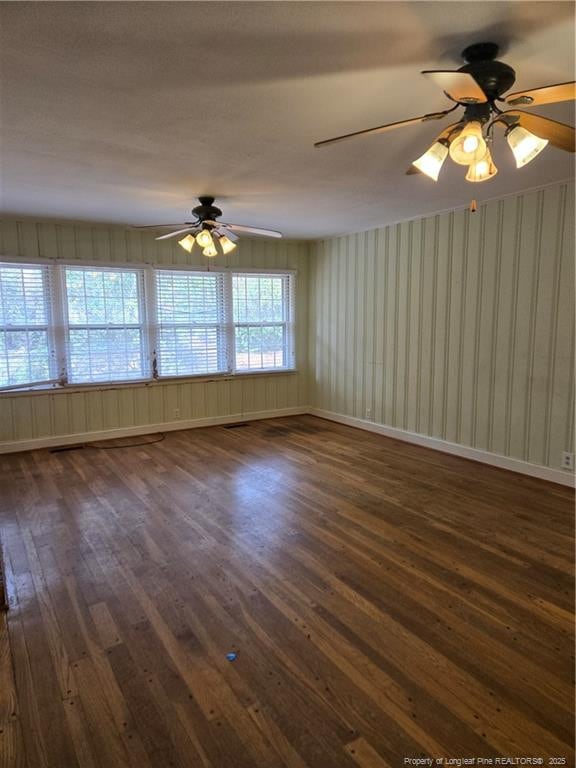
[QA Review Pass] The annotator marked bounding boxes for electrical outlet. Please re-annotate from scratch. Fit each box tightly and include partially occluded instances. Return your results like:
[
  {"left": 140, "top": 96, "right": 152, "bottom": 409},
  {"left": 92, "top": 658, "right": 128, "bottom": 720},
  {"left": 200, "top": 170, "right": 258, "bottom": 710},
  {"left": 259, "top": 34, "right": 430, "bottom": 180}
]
[
  {"left": 365, "top": 408, "right": 372, "bottom": 419},
  {"left": 561, "top": 452, "right": 574, "bottom": 471},
  {"left": 173, "top": 408, "right": 180, "bottom": 419}
]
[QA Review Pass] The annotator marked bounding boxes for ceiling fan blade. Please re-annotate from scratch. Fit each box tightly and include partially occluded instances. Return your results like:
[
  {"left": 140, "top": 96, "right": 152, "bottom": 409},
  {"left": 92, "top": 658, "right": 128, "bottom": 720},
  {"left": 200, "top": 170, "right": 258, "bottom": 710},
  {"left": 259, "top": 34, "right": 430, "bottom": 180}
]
[
  {"left": 207, "top": 221, "right": 283, "bottom": 238},
  {"left": 314, "top": 110, "right": 451, "bottom": 148},
  {"left": 132, "top": 223, "right": 192, "bottom": 229},
  {"left": 505, "top": 81, "right": 576, "bottom": 107},
  {"left": 406, "top": 122, "right": 462, "bottom": 175},
  {"left": 155, "top": 227, "right": 196, "bottom": 241},
  {"left": 421, "top": 70, "right": 487, "bottom": 104},
  {"left": 506, "top": 110, "right": 575, "bottom": 152},
  {"left": 216, "top": 227, "right": 240, "bottom": 242}
]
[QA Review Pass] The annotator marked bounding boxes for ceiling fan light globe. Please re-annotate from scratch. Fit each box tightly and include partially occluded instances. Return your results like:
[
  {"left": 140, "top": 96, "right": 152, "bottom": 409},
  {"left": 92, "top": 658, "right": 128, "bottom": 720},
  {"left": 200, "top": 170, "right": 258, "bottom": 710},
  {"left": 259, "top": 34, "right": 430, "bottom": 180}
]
[
  {"left": 506, "top": 125, "right": 549, "bottom": 168},
  {"left": 412, "top": 140, "right": 449, "bottom": 181},
  {"left": 196, "top": 229, "right": 214, "bottom": 248},
  {"left": 449, "top": 121, "right": 487, "bottom": 165},
  {"left": 219, "top": 235, "right": 237, "bottom": 255},
  {"left": 177, "top": 234, "right": 195, "bottom": 253},
  {"left": 203, "top": 244, "right": 218, "bottom": 258},
  {"left": 465, "top": 147, "right": 498, "bottom": 182}
]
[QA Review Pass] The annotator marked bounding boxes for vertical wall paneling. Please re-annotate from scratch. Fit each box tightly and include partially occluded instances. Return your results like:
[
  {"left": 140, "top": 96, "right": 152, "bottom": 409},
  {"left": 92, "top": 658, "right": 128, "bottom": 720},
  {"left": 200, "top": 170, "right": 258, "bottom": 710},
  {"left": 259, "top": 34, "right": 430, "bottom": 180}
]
[
  {"left": 0, "top": 220, "right": 310, "bottom": 446},
  {"left": 310, "top": 182, "right": 575, "bottom": 473},
  {"left": 2, "top": 182, "right": 573, "bottom": 473}
]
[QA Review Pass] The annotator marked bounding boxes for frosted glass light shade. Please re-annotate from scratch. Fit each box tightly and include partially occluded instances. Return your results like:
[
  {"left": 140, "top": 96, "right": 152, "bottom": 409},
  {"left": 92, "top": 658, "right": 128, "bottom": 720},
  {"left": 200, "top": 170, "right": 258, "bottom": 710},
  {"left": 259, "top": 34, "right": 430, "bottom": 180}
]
[
  {"left": 203, "top": 244, "right": 218, "bottom": 258},
  {"left": 178, "top": 234, "right": 195, "bottom": 252},
  {"left": 196, "top": 229, "right": 214, "bottom": 248},
  {"left": 412, "top": 140, "right": 449, "bottom": 181},
  {"left": 465, "top": 147, "right": 498, "bottom": 182},
  {"left": 506, "top": 124, "right": 548, "bottom": 168},
  {"left": 219, "top": 235, "right": 237, "bottom": 254},
  {"left": 449, "top": 121, "right": 487, "bottom": 165}
]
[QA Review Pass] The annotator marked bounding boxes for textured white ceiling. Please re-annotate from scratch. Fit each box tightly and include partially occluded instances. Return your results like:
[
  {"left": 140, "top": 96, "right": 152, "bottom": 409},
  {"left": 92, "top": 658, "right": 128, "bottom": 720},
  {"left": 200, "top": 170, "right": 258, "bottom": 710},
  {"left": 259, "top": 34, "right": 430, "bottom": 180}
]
[{"left": 1, "top": 1, "right": 574, "bottom": 238}]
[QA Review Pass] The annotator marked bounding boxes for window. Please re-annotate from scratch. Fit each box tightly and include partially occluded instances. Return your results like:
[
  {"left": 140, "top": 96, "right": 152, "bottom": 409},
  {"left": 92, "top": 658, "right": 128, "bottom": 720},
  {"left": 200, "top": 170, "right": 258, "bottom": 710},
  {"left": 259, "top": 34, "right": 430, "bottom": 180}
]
[
  {"left": 63, "top": 266, "right": 148, "bottom": 384},
  {"left": 155, "top": 270, "right": 226, "bottom": 377},
  {"left": 0, "top": 263, "right": 56, "bottom": 389},
  {"left": 0, "top": 262, "right": 295, "bottom": 390},
  {"left": 232, "top": 273, "right": 293, "bottom": 371}
]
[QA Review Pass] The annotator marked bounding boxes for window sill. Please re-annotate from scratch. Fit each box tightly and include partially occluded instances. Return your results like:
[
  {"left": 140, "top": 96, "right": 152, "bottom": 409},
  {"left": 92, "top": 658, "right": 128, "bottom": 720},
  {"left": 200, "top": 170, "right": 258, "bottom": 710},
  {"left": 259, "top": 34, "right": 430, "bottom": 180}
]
[{"left": 0, "top": 369, "right": 299, "bottom": 397}]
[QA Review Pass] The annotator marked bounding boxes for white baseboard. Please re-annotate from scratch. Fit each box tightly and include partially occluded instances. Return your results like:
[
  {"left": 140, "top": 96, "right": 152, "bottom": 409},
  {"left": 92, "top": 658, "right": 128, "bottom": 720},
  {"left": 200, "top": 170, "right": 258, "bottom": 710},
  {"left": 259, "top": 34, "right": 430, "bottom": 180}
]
[
  {"left": 2, "top": 405, "right": 573, "bottom": 488},
  {"left": 0, "top": 406, "right": 308, "bottom": 454},
  {"left": 309, "top": 408, "right": 575, "bottom": 488}
]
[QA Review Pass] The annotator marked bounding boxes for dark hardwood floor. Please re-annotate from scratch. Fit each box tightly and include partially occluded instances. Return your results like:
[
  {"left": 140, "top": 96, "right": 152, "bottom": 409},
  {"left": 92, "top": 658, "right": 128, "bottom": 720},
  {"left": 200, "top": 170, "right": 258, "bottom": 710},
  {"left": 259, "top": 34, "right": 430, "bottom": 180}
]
[{"left": 0, "top": 415, "right": 574, "bottom": 767}]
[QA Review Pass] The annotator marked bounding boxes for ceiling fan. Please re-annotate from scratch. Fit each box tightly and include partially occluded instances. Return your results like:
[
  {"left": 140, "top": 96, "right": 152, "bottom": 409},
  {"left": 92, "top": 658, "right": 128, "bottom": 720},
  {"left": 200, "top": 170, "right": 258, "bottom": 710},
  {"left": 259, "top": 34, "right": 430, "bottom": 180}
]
[
  {"left": 135, "top": 197, "right": 282, "bottom": 256},
  {"left": 315, "top": 42, "right": 575, "bottom": 183}
]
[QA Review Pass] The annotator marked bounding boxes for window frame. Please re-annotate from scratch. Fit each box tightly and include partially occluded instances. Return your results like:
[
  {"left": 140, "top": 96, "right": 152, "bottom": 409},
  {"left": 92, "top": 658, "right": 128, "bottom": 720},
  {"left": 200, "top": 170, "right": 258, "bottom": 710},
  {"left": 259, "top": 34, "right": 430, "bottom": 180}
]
[
  {"left": 154, "top": 268, "right": 228, "bottom": 379},
  {"left": 60, "top": 263, "right": 152, "bottom": 386},
  {"left": 0, "top": 257, "right": 297, "bottom": 393},
  {"left": 0, "top": 261, "right": 59, "bottom": 391},
  {"left": 231, "top": 272, "right": 295, "bottom": 373}
]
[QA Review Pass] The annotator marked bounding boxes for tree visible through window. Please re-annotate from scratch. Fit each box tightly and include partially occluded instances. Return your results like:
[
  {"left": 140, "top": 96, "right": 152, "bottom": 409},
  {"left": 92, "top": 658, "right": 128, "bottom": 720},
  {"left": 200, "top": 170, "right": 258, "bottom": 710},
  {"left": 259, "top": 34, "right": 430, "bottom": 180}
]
[
  {"left": 0, "top": 264, "right": 55, "bottom": 388},
  {"left": 233, "top": 274, "right": 291, "bottom": 371},
  {"left": 64, "top": 267, "right": 147, "bottom": 384},
  {"left": 0, "top": 263, "right": 295, "bottom": 390}
]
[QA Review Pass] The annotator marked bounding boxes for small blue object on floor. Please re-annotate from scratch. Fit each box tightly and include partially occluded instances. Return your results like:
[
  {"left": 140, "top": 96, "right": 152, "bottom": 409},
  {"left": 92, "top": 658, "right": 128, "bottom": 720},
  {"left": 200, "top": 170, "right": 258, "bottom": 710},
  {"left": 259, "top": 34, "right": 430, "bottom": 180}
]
[{"left": 226, "top": 652, "right": 237, "bottom": 662}]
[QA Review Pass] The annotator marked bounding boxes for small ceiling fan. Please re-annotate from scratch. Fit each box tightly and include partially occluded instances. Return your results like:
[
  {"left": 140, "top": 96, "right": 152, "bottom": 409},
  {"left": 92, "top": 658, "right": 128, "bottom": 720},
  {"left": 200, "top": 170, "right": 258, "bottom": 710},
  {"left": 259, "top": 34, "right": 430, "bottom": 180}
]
[
  {"left": 315, "top": 42, "right": 575, "bottom": 183},
  {"left": 134, "top": 197, "right": 282, "bottom": 256}
]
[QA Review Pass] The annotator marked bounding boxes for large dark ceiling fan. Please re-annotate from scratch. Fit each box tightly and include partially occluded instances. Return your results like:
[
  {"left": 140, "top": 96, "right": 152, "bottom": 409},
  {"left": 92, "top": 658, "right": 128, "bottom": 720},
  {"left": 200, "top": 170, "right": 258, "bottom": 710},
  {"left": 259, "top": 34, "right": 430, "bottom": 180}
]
[
  {"left": 315, "top": 43, "right": 575, "bottom": 183},
  {"left": 135, "top": 197, "right": 282, "bottom": 256}
]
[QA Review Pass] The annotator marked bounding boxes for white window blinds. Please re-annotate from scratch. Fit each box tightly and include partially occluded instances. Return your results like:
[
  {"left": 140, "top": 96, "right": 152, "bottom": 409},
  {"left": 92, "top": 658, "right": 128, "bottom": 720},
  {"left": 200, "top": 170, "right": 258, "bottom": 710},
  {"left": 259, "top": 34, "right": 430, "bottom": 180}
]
[
  {"left": 155, "top": 270, "right": 227, "bottom": 377},
  {"left": 0, "top": 263, "right": 57, "bottom": 390},
  {"left": 232, "top": 273, "right": 294, "bottom": 371},
  {"left": 63, "top": 266, "right": 149, "bottom": 384},
  {"left": 0, "top": 263, "right": 295, "bottom": 390}
]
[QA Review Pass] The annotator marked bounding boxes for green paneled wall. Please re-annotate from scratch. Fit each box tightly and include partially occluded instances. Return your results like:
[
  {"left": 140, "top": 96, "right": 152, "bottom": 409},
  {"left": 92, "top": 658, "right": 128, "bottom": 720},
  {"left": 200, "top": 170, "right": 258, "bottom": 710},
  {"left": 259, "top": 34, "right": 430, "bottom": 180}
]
[
  {"left": 2, "top": 180, "right": 574, "bottom": 476},
  {"left": 0, "top": 220, "right": 310, "bottom": 444},
  {"left": 309, "top": 182, "right": 575, "bottom": 472}
]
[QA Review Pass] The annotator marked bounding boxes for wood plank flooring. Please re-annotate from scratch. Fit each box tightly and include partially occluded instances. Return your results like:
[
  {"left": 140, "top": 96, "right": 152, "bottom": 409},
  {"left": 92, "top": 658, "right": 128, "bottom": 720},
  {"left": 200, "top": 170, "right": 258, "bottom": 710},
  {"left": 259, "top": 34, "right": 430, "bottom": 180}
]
[{"left": 0, "top": 415, "right": 574, "bottom": 767}]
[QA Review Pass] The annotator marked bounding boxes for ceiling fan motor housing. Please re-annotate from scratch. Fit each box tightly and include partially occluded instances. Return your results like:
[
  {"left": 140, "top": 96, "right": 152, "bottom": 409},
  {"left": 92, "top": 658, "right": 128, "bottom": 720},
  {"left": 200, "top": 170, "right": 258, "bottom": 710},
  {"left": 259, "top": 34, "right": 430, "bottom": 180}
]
[
  {"left": 192, "top": 196, "right": 223, "bottom": 228},
  {"left": 459, "top": 43, "right": 516, "bottom": 100}
]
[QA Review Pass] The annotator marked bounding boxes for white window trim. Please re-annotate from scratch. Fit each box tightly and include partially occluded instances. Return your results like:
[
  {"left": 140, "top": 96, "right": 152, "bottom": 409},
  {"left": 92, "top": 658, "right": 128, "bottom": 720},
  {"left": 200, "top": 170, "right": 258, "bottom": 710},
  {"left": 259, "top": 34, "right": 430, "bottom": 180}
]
[
  {"left": 231, "top": 271, "right": 295, "bottom": 373},
  {"left": 154, "top": 269, "right": 228, "bottom": 379},
  {"left": 0, "top": 254, "right": 296, "bottom": 276},
  {"left": 59, "top": 263, "right": 151, "bottom": 386},
  {"left": 0, "top": 258, "right": 297, "bottom": 393},
  {"left": 0, "top": 261, "right": 60, "bottom": 390}
]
